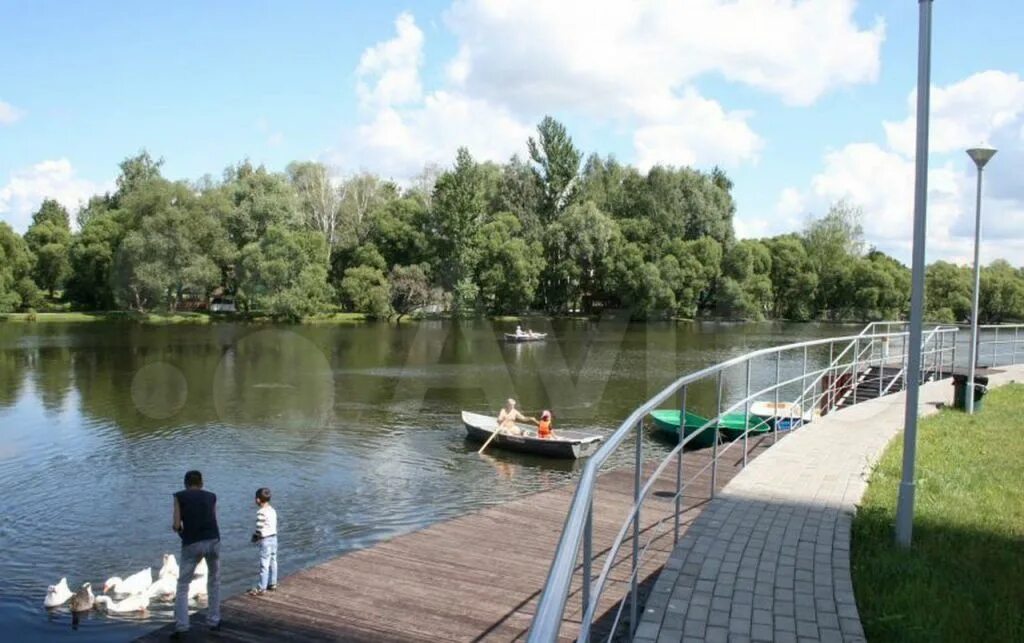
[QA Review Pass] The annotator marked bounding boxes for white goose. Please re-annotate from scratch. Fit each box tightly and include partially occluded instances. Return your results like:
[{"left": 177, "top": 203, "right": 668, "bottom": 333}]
[
  {"left": 94, "top": 593, "right": 150, "bottom": 614},
  {"left": 44, "top": 577, "right": 74, "bottom": 608},
  {"left": 146, "top": 574, "right": 177, "bottom": 600},
  {"left": 193, "top": 558, "right": 208, "bottom": 578},
  {"left": 103, "top": 568, "right": 152, "bottom": 596},
  {"left": 158, "top": 553, "right": 179, "bottom": 579},
  {"left": 188, "top": 576, "right": 208, "bottom": 600}
]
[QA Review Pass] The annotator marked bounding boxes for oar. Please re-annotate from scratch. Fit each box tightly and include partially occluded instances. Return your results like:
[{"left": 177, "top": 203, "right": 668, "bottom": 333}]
[{"left": 478, "top": 425, "right": 504, "bottom": 454}]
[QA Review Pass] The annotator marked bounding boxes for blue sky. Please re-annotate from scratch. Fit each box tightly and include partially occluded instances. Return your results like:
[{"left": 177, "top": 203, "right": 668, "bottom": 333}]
[{"left": 2, "top": 1, "right": 1022, "bottom": 264}]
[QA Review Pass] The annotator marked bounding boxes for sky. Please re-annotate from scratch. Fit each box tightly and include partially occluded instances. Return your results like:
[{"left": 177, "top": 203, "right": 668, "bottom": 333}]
[{"left": 1, "top": 1, "right": 1022, "bottom": 266}]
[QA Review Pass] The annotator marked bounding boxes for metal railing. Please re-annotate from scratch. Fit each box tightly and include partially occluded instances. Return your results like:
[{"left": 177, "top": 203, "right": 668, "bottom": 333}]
[
  {"left": 973, "top": 323, "right": 1024, "bottom": 367},
  {"left": 527, "top": 323, "right": 958, "bottom": 643}
]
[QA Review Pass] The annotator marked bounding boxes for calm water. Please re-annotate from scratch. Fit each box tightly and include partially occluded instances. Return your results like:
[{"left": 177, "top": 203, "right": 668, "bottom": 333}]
[{"left": 0, "top": 319, "right": 853, "bottom": 641}]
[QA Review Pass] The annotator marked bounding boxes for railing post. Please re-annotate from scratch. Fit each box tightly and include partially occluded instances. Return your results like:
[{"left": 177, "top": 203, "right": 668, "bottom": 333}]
[
  {"left": 879, "top": 338, "right": 885, "bottom": 397},
  {"left": 743, "top": 360, "right": 751, "bottom": 467},
  {"left": 774, "top": 351, "right": 781, "bottom": 442},
  {"left": 952, "top": 330, "right": 958, "bottom": 375},
  {"left": 936, "top": 332, "right": 944, "bottom": 379},
  {"left": 712, "top": 371, "right": 722, "bottom": 498},
  {"left": 1015, "top": 327, "right": 1019, "bottom": 365},
  {"left": 631, "top": 417, "right": 641, "bottom": 638},
  {"left": 826, "top": 341, "right": 835, "bottom": 413},
  {"left": 674, "top": 385, "right": 687, "bottom": 545},
  {"left": 852, "top": 337, "right": 860, "bottom": 405},
  {"left": 582, "top": 498, "right": 592, "bottom": 622},
  {"left": 993, "top": 327, "right": 999, "bottom": 366},
  {"left": 801, "top": 346, "right": 808, "bottom": 426}
]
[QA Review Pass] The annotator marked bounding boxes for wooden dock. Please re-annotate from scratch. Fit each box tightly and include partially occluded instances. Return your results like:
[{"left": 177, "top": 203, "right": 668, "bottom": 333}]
[{"left": 138, "top": 434, "right": 778, "bottom": 642}]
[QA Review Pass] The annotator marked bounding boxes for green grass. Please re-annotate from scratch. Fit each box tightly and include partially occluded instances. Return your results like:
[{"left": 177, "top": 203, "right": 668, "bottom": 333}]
[
  {"left": 852, "top": 383, "right": 1024, "bottom": 643},
  {"left": 0, "top": 311, "right": 216, "bottom": 324}
]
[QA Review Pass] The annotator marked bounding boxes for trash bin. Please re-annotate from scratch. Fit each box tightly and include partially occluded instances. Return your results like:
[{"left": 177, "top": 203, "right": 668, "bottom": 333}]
[{"left": 952, "top": 374, "right": 988, "bottom": 411}]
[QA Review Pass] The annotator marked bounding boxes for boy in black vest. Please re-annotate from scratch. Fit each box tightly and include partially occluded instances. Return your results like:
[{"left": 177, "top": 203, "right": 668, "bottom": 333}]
[{"left": 171, "top": 470, "right": 221, "bottom": 637}]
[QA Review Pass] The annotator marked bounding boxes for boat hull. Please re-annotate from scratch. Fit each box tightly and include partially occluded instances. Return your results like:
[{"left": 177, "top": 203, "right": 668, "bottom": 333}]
[
  {"left": 649, "top": 410, "right": 772, "bottom": 447},
  {"left": 461, "top": 412, "right": 602, "bottom": 459},
  {"left": 503, "top": 333, "right": 547, "bottom": 342}
]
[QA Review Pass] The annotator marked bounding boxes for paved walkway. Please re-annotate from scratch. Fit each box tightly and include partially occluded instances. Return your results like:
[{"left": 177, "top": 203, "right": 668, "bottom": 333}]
[{"left": 635, "top": 366, "right": 1023, "bottom": 643}]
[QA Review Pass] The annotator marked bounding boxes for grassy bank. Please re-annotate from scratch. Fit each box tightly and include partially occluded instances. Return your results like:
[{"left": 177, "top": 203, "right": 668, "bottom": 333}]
[
  {"left": 0, "top": 311, "right": 368, "bottom": 324},
  {"left": 851, "top": 383, "right": 1024, "bottom": 643}
]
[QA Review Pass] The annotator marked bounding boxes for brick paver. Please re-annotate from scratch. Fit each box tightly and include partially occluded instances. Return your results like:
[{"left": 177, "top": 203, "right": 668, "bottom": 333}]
[{"left": 635, "top": 366, "right": 1023, "bottom": 643}]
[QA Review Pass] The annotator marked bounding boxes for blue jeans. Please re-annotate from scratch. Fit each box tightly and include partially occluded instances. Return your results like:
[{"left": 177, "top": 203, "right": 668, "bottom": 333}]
[
  {"left": 175, "top": 538, "right": 220, "bottom": 632},
  {"left": 258, "top": 535, "right": 278, "bottom": 590}
]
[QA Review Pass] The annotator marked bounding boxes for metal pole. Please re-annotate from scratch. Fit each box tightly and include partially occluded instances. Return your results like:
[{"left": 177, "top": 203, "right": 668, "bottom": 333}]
[
  {"left": 631, "top": 417, "right": 641, "bottom": 637},
  {"left": 774, "top": 351, "right": 781, "bottom": 442},
  {"left": 967, "top": 161, "right": 984, "bottom": 413},
  {"left": 1015, "top": 327, "right": 1019, "bottom": 364},
  {"left": 895, "top": 0, "right": 933, "bottom": 549},
  {"left": 711, "top": 371, "right": 722, "bottom": 498},
  {"left": 993, "top": 327, "right": 999, "bottom": 367},
  {"left": 743, "top": 360, "right": 751, "bottom": 467},
  {"left": 827, "top": 341, "right": 834, "bottom": 413},
  {"left": 852, "top": 337, "right": 859, "bottom": 406},
  {"left": 674, "top": 385, "right": 687, "bottom": 544},
  {"left": 952, "top": 330, "right": 958, "bottom": 376},
  {"left": 801, "top": 346, "right": 808, "bottom": 426},
  {"left": 582, "top": 499, "right": 592, "bottom": 618}
]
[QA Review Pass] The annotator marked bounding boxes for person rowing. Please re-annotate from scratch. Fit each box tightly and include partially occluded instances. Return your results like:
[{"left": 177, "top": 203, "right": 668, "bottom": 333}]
[{"left": 496, "top": 398, "right": 538, "bottom": 436}]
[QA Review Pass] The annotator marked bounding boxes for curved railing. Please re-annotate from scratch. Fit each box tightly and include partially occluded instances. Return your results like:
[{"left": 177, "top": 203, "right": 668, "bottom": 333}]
[{"left": 527, "top": 323, "right": 958, "bottom": 642}]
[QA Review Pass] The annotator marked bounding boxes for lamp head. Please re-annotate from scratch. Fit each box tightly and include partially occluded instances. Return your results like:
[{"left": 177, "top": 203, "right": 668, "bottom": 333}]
[{"left": 966, "top": 144, "right": 997, "bottom": 169}]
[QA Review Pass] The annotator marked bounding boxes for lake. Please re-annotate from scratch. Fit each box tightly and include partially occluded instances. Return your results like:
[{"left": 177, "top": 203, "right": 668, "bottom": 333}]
[{"left": 0, "top": 318, "right": 855, "bottom": 641}]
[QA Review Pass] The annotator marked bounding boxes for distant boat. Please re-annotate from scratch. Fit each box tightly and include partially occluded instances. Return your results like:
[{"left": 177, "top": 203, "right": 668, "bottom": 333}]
[
  {"left": 462, "top": 411, "right": 602, "bottom": 459},
  {"left": 504, "top": 332, "right": 547, "bottom": 343},
  {"left": 649, "top": 409, "right": 772, "bottom": 447},
  {"left": 750, "top": 401, "right": 814, "bottom": 429}
]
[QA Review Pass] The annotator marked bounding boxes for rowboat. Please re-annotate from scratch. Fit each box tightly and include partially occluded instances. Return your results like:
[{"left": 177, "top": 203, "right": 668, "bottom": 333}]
[
  {"left": 462, "top": 411, "right": 602, "bottom": 459},
  {"left": 504, "top": 332, "right": 547, "bottom": 343},
  {"left": 750, "top": 401, "right": 815, "bottom": 429},
  {"left": 649, "top": 409, "right": 772, "bottom": 448}
]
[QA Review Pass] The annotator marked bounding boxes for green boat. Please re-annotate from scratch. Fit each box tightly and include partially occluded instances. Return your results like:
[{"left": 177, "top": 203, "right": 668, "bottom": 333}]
[{"left": 649, "top": 409, "right": 772, "bottom": 449}]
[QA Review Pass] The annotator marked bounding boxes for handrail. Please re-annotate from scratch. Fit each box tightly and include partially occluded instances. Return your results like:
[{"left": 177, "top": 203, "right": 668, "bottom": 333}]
[{"left": 527, "top": 323, "right": 958, "bottom": 642}]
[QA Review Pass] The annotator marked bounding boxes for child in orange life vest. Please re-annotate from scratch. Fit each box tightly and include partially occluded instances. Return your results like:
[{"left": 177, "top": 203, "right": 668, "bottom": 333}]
[{"left": 537, "top": 410, "right": 555, "bottom": 439}]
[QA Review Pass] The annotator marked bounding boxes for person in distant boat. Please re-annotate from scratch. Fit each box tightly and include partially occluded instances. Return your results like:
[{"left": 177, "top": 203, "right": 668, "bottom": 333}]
[
  {"left": 537, "top": 410, "right": 555, "bottom": 439},
  {"left": 497, "top": 398, "right": 537, "bottom": 435},
  {"left": 515, "top": 325, "right": 526, "bottom": 337}
]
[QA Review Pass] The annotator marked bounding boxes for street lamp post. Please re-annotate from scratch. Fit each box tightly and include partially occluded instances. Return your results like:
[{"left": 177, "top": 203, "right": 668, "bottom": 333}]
[
  {"left": 965, "top": 144, "right": 997, "bottom": 414},
  {"left": 894, "top": 0, "right": 933, "bottom": 549}
]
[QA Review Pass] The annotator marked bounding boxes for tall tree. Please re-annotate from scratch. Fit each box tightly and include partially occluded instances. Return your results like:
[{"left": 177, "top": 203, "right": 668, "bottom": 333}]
[
  {"left": 804, "top": 200, "right": 864, "bottom": 318},
  {"left": 24, "top": 199, "right": 72, "bottom": 297},
  {"left": 288, "top": 161, "right": 342, "bottom": 258},
  {"left": 428, "top": 147, "right": 485, "bottom": 294},
  {"left": 528, "top": 116, "right": 582, "bottom": 224},
  {"left": 0, "top": 223, "right": 39, "bottom": 311},
  {"left": 237, "top": 225, "right": 333, "bottom": 320}
]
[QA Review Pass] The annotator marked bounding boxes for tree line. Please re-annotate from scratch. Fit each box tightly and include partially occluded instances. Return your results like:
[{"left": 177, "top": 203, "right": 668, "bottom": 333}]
[{"left": 1, "top": 117, "right": 1022, "bottom": 323}]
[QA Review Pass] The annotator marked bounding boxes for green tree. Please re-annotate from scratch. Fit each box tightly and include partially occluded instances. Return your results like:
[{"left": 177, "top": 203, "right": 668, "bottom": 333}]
[
  {"left": 926, "top": 261, "right": 972, "bottom": 322},
  {"left": 0, "top": 223, "right": 38, "bottom": 311},
  {"left": 112, "top": 180, "right": 229, "bottom": 311},
  {"left": 24, "top": 199, "right": 72, "bottom": 297},
  {"left": 473, "top": 213, "right": 544, "bottom": 314},
  {"left": 287, "top": 161, "right": 342, "bottom": 258},
  {"left": 528, "top": 116, "right": 582, "bottom": 224},
  {"left": 65, "top": 199, "right": 123, "bottom": 309},
  {"left": 544, "top": 202, "right": 620, "bottom": 313},
  {"left": 766, "top": 234, "right": 818, "bottom": 320},
  {"left": 388, "top": 264, "right": 432, "bottom": 322},
  {"left": 804, "top": 200, "right": 864, "bottom": 318},
  {"left": 340, "top": 265, "right": 391, "bottom": 319},
  {"left": 114, "top": 150, "right": 164, "bottom": 202},
  {"left": 237, "top": 225, "right": 333, "bottom": 321},
  {"left": 979, "top": 259, "right": 1024, "bottom": 322},
  {"left": 223, "top": 162, "right": 300, "bottom": 249},
  {"left": 429, "top": 147, "right": 485, "bottom": 294}
]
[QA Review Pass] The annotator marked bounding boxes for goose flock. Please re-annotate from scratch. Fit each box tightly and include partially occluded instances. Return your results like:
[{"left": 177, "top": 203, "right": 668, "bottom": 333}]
[{"left": 44, "top": 554, "right": 210, "bottom": 615}]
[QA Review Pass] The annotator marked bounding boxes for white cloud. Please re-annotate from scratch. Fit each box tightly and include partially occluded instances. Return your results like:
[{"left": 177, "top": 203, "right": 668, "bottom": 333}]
[
  {"left": 770, "top": 71, "right": 1024, "bottom": 265},
  {"left": 632, "top": 89, "right": 762, "bottom": 170},
  {"left": 342, "top": 2, "right": 883, "bottom": 178},
  {"left": 440, "top": 0, "right": 882, "bottom": 169},
  {"left": 0, "top": 159, "right": 107, "bottom": 232},
  {"left": 884, "top": 71, "right": 1024, "bottom": 156},
  {"left": 0, "top": 99, "right": 25, "bottom": 125},
  {"left": 445, "top": 0, "right": 883, "bottom": 109},
  {"left": 339, "top": 13, "right": 531, "bottom": 179},
  {"left": 356, "top": 12, "right": 424, "bottom": 109}
]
